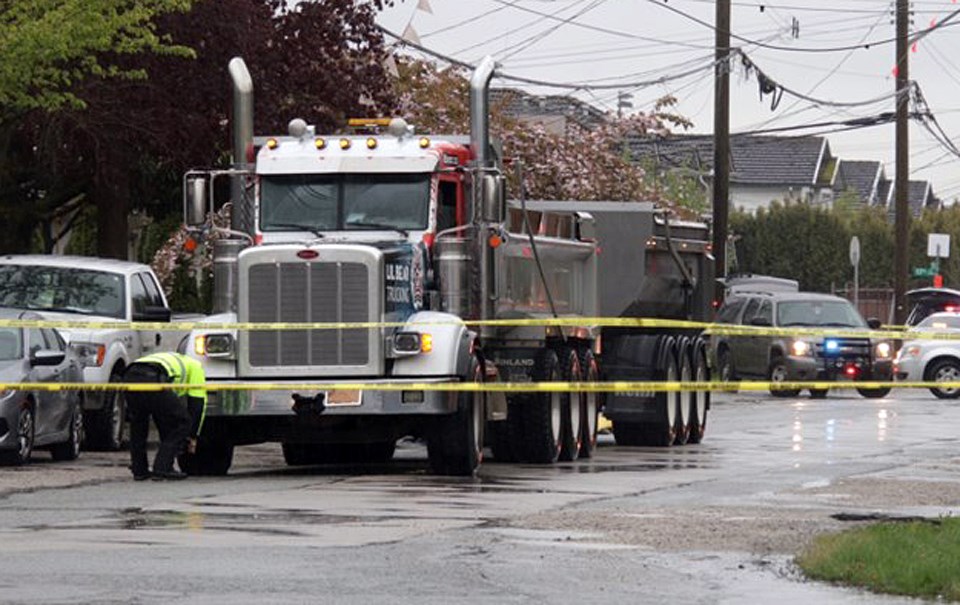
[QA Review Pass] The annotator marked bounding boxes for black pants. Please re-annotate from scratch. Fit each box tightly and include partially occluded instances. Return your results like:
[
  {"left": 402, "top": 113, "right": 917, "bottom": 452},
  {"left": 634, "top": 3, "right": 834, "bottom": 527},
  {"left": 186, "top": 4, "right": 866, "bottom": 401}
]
[{"left": 125, "top": 363, "right": 190, "bottom": 476}]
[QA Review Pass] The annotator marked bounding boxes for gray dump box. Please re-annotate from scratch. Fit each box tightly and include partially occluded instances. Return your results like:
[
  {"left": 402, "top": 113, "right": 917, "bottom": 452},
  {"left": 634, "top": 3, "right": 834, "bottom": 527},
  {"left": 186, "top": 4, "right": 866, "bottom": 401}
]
[{"left": 511, "top": 201, "right": 714, "bottom": 442}]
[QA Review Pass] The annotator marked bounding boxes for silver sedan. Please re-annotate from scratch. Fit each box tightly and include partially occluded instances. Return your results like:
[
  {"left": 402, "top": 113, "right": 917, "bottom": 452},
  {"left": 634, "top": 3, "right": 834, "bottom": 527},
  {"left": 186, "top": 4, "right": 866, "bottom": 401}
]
[
  {"left": 0, "top": 308, "right": 85, "bottom": 465},
  {"left": 894, "top": 311, "right": 960, "bottom": 398}
]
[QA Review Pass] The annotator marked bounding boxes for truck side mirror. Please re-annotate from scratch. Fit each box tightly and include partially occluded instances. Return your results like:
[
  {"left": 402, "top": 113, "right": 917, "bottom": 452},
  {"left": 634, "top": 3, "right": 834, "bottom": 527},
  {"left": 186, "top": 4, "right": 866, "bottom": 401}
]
[
  {"left": 866, "top": 317, "right": 882, "bottom": 329},
  {"left": 184, "top": 175, "right": 209, "bottom": 226},
  {"left": 481, "top": 174, "right": 505, "bottom": 223}
]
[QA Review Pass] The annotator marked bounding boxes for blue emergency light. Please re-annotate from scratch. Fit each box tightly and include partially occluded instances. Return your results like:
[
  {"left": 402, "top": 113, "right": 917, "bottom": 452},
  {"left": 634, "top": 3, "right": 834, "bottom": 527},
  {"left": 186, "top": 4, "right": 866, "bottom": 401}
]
[{"left": 824, "top": 339, "right": 840, "bottom": 353}]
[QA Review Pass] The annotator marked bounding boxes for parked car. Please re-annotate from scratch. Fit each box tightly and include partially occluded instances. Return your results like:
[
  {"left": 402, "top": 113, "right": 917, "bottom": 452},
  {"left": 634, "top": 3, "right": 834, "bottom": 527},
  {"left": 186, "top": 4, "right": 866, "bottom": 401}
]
[
  {"left": 905, "top": 287, "right": 960, "bottom": 327},
  {"left": 710, "top": 290, "right": 894, "bottom": 398},
  {"left": 894, "top": 311, "right": 960, "bottom": 398},
  {"left": 0, "top": 255, "right": 181, "bottom": 450},
  {"left": 0, "top": 308, "right": 85, "bottom": 465}
]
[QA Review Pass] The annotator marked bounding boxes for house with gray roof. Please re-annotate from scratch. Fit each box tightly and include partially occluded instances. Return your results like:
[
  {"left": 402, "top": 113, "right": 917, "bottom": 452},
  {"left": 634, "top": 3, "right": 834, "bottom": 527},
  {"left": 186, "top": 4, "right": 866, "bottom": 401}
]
[
  {"left": 833, "top": 160, "right": 884, "bottom": 207},
  {"left": 878, "top": 178, "right": 941, "bottom": 217},
  {"left": 626, "top": 134, "right": 838, "bottom": 213}
]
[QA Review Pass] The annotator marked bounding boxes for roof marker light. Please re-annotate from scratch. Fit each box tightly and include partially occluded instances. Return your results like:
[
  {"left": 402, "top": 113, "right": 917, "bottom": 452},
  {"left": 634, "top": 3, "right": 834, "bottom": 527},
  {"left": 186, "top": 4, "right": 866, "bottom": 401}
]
[
  {"left": 315, "top": 138, "right": 326, "bottom": 150},
  {"left": 366, "top": 137, "right": 377, "bottom": 150},
  {"left": 265, "top": 138, "right": 278, "bottom": 150},
  {"left": 419, "top": 137, "right": 430, "bottom": 148},
  {"left": 340, "top": 138, "right": 351, "bottom": 150}
]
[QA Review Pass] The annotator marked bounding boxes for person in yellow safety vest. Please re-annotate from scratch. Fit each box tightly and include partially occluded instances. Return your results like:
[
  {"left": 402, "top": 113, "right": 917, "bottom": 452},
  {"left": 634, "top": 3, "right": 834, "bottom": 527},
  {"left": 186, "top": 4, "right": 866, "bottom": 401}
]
[{"left": 123, "top": 352, "right": 207, "bottom": 481}]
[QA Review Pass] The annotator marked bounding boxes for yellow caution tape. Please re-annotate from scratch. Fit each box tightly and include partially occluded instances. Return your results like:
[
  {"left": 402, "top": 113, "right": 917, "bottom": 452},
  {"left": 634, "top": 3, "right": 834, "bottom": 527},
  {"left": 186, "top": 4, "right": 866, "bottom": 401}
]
[
  {"left": 0, "top": 316, "right": 950, "bottom": 341},
  {"left": 0, "top": 380, "right": 954, "bottom": 393}
]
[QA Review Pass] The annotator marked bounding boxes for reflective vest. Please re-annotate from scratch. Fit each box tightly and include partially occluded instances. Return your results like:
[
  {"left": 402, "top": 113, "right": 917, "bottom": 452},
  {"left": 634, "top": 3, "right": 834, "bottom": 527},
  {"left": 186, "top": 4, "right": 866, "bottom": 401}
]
[{"left": 136, "top": 352, "right": 208, "bottom": 404}]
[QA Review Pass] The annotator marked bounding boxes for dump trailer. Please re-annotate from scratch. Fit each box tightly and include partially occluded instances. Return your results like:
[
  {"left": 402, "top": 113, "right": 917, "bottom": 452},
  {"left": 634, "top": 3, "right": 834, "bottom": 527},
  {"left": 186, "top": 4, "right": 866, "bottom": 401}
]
[{"left": 178, "top": 55, "right": 712, "bottom": 476}]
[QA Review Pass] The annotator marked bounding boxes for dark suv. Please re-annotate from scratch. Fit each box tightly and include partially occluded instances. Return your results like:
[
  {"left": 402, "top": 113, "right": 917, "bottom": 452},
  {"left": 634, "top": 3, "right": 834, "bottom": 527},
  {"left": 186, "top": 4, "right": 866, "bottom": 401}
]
[{"left": 711, "top": 290, "right": 894, "bottom": 398}]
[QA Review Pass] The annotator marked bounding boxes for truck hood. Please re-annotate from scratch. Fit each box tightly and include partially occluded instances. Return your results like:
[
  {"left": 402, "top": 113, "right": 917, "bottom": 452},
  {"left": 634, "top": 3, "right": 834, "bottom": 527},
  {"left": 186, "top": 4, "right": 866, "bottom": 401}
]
[{"left": 32, "top": 311, "right": 124, "bottom": 344}]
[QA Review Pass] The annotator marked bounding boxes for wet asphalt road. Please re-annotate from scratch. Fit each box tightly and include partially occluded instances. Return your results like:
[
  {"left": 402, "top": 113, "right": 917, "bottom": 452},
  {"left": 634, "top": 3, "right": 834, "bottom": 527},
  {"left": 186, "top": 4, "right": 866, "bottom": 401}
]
[{"left": 0, "top": 388, "right": 957, "bottom": 604}]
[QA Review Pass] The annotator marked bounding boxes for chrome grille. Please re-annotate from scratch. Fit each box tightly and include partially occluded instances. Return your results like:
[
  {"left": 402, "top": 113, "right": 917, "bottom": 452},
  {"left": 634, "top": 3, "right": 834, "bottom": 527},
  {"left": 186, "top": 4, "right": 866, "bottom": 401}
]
[{"left": 247, "top": 261, "right": 370, "bottom": 367}]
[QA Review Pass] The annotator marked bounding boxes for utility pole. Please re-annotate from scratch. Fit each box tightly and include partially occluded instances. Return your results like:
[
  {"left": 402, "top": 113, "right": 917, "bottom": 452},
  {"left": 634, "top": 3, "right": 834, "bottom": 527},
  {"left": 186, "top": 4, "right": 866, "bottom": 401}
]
[
  {"left": 713, "top": 0, "right": 731, "bottom": 302},
  {"left": 893, "top": 0, "right": 910, "bottom": 324}
]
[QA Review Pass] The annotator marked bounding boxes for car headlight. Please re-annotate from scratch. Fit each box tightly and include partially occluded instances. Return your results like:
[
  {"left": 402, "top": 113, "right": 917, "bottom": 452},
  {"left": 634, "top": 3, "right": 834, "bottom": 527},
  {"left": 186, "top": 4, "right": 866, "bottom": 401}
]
[
  {"left": 72, "top": 342, "right": 105, "bottom": 367},
  {"left": 790, "top": 339, "right": 812, "bottom": 356},
  {"left": 875, "top": 341, "right": 893, "bottom": 359}
]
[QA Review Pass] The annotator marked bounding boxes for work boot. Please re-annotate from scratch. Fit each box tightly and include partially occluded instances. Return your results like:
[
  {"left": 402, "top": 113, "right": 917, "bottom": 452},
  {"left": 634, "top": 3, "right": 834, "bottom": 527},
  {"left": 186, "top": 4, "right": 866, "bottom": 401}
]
[{"left": 151, "top": 469, "right": 187, "bottom": 481}]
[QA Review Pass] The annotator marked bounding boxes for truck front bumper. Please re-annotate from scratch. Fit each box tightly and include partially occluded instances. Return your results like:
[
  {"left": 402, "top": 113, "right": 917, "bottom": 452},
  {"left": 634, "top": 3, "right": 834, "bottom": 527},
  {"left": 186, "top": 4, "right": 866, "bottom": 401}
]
[{"left": 205, "top": 377, "right": 460, "bottom": 417}]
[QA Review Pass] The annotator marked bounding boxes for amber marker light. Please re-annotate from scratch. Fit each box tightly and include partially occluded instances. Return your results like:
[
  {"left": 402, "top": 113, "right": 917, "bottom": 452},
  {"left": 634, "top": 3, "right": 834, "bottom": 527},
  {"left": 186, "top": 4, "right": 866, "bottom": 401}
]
[
  {"left": 488, "top": 234, "right": 503, "bottom": 248},
  {"left": 419, "top": 137, "right": 430, "bottom": 148},
  {"left": 194, "top": 335, "right": 206, "bottom": 356},
  {"left": 421, "top": 333, "right": 433, "bottom": 353},
  {"left": 183, "top": 237, "right": 198, "bottom": 253},
  {"left": 315, "top": 138, "right": 326, "bottom": 149},
  {"left": 340, "top": 138, "right": 351, "bottom": 150},
  {"left": 366, "top": 138, "right": 378, "bottom": 149},
  {"left": 265, "top": 138, "right": 278, "bottom": 150}
]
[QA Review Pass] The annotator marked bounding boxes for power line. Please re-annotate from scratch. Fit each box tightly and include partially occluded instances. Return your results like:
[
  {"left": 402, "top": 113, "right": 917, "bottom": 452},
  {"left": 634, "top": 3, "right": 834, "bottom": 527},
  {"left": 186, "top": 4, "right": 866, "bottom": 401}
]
[{"left": 648, "top": 0, "right": 960, "bottom": 53}]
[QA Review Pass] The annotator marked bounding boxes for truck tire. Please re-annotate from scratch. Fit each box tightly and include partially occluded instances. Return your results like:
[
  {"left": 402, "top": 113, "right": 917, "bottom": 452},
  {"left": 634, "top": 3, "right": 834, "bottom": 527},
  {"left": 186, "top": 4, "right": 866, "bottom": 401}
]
[
  {"left": 427, "top": 354, "right": 484, "bottom": 476},
  {"left": 687, "top": 339, "right": 709, "bottom": 445},
  {"left": 178, "top": 439, "right": 234, "bottom": 476},
  {"left": 856, "top": 387, "right": 892, "bottom": 399},
  {"left": 282, "top": 442, "right": 318, "bottom": 466},
  {"left": 645, "top": 337, "right": 680, "bottom": 447},
  {"left": 577, "top": 349, "right": 601, "bottom": 458},
  {"left": 521, "top": 349, "right": 563, "bottom": 464},
  {"left": 85, "top": 367, "right": 126, "bottom": 451},
  {"left": 558, "top": 348, "right": 583, "bottom": 462},
  {"left": 809, "top": 389, "right": 829, "bottom": 399},
  {"left": 489, "top": 396, "right": 525, "bottom": 462},
  {"left": 768, "top": 356, "right": 800, "bottom": 397},
  {"left": 673, "top": 338, "right": 693, "bottom": 446}
]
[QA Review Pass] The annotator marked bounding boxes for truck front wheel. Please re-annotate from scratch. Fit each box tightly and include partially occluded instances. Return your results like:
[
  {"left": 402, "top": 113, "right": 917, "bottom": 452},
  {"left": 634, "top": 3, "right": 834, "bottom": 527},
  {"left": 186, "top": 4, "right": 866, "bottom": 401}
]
[
  {"left": 427, "top": 355, "right": 484, "bottom": 476},
  {"left": 178, "top": 439, "right": 234, "bottom": 476}
]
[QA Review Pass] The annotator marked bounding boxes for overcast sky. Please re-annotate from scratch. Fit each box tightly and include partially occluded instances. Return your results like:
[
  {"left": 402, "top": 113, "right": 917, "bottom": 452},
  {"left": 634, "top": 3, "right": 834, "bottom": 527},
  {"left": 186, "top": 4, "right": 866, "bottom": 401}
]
[{"left": 377, "top": 0, "right": 960, "bottom": 201}]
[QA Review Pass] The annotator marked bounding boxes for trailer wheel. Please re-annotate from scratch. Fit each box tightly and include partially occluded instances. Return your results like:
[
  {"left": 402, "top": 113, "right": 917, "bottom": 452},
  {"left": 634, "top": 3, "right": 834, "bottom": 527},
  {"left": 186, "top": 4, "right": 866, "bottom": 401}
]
[
  {"left": 522, "top": 349, "right": 563, "bottom": 464},
  {"left": 673, "top": 338, "right": 692, "bottom": 446},
  {"left": 688, "top": 339, "right": 709, "bottom": 444},
  {"left": 577, "top": 349, "right": 601, "bottom": 458},
  {"left": 645, "top": 337, "right": 679, "bottom": 447},
  {"left": 427, "top": 354, "right": 484, "bottom": 476},
  {"left": 612, "top": 421, "right": 645, "bottom": 446},
  {"left": 558, "top": 348, "right": 583, "bottom": 462}
]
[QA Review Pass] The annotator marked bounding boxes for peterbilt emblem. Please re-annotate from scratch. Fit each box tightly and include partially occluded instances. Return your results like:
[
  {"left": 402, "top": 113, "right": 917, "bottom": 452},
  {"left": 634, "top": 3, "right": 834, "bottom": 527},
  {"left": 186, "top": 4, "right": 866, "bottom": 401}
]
[{"left": 297, "top": 250, "right": 319, "bottom": 260}]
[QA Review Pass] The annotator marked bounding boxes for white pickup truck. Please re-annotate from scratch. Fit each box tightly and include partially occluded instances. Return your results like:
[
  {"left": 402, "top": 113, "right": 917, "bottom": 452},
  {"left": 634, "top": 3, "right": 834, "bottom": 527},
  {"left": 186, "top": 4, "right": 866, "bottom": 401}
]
[{"left": 0, "top": 255, "right": 185, "bottom": 450}]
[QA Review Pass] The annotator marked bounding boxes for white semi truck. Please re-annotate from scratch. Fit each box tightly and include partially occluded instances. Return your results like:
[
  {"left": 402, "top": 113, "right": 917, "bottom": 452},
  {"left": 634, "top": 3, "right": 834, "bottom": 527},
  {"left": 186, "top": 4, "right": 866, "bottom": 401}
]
[{"left": 178, "top": 56, "right": 713, "bottom": 476}]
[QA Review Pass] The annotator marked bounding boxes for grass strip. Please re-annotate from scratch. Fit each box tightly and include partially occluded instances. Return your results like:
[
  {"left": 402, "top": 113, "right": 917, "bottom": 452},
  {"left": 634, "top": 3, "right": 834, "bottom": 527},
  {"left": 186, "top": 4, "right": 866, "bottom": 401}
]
[{"left": 797, "top": 517, "right": 960, "bottom": 600}]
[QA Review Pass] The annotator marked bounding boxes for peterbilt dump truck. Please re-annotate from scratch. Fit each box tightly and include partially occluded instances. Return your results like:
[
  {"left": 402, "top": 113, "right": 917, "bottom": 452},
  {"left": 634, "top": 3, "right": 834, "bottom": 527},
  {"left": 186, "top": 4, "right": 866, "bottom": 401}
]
[{"left": 178, "top": 56, "right": 712, "bottom": 476}]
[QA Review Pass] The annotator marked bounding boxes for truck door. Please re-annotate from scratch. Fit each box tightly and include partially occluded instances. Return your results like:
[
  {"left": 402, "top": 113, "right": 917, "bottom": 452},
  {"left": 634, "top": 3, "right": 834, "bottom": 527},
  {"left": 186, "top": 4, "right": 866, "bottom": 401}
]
[{"left": 131, "top": 273, "right": 164, "bottom": 355}]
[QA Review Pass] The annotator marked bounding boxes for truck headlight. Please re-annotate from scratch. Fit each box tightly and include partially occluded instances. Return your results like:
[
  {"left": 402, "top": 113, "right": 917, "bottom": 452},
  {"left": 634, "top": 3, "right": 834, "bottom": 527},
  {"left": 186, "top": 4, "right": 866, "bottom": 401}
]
[
  {"left": 875, "top": 341, "right": 893, "bottom": 360},
  {"left": 194, "top": 334, "right": 235, "bottom": 358},
  {"left": 790, "top": 340, "right": 812, "bottom": 356},
  {"left": 392, "top": 332, "right": 431, "bottom": 356},
  {"left": 72, "top": 342, "right": 105, "bottom": 367}
]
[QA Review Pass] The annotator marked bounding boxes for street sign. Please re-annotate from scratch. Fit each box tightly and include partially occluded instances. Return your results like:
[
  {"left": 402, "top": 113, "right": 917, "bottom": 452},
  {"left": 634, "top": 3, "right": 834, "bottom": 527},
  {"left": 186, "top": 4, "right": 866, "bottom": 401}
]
[
  {"left": 849, "top": 236, "right": 860, "bottom": 266},
  {"left": 913, "top": 267, "right": 936, "bottom": 278},
  {"left": 928, "top": 233, "right": 950, "bottom": 258}
]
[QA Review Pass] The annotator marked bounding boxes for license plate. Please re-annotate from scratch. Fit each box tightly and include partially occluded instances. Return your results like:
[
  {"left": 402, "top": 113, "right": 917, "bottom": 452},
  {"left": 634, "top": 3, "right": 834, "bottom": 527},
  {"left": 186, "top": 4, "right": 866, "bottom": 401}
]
[{"left": 325, "top": 389, "right": 362, "bottom": 407}]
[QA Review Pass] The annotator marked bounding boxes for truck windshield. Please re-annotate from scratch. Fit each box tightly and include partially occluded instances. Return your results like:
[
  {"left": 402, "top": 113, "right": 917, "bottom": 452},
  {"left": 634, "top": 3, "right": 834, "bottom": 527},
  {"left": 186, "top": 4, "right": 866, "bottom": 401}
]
[
  {"left": 260, "top": 173, "right": 430, "bottom": 233},
  {"left": 0, "top": 265, "right": 126, "bottom": 319},
  {"left": 777, "top": 300, "right": 866, "bottom": 328}
]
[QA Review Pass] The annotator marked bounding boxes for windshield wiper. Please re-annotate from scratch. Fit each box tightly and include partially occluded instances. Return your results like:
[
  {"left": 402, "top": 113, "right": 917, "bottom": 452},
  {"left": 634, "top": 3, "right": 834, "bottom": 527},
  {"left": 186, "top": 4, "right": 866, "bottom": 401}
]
[
  {"left": 265, "top": 223, "right": 326, "bottom": 238},
  {"left": 345, "top": 221, "right": 408, "bottom": 237}
]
